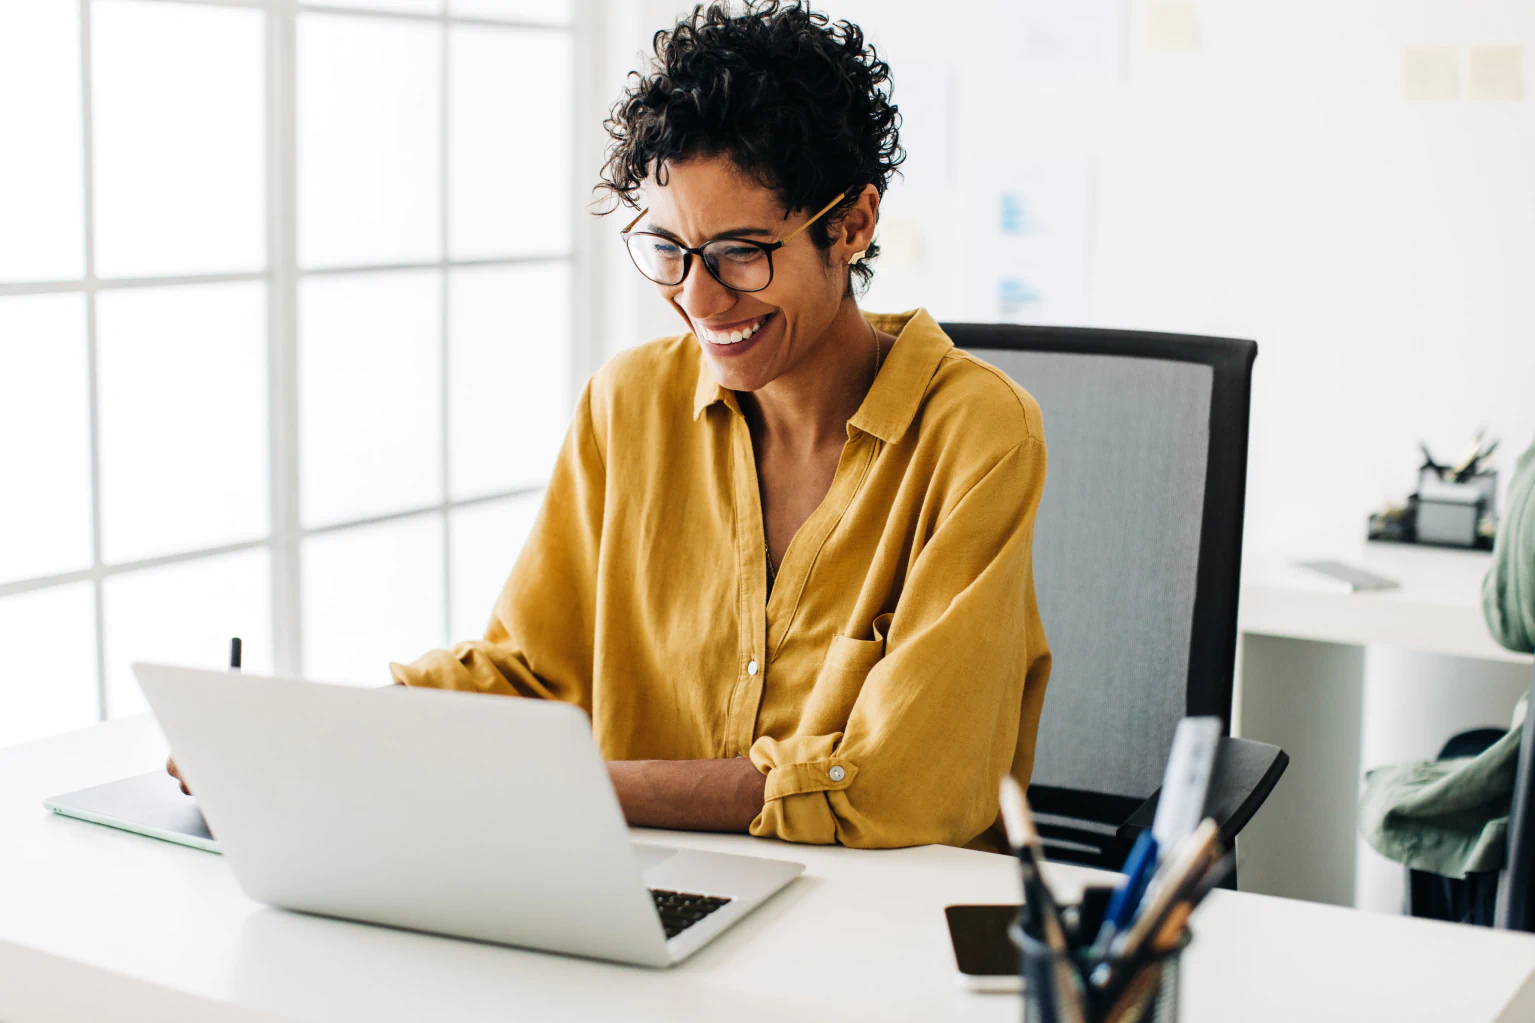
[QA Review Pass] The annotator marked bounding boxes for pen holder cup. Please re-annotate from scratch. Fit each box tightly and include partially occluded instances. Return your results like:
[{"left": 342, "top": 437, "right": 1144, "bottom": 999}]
[{"left": 1011, "top": 922, "right": 1188, "bottom": 1023}]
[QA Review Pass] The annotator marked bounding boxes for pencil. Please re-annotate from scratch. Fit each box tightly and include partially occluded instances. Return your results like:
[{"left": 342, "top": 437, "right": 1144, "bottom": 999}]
[{"left": 999, "top": 775, "right": 1086, "bottom": 1023}]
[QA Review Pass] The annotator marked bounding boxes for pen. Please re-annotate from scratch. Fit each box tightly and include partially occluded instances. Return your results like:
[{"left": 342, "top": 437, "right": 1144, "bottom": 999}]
[
  {"left": 1115, "top": 820, "right": 1220, "bottom": 959},
  {"left": 1450, "top": 429, "right": 1487, "bottom": 481},
  {"left": 1457, "top": 438, "right": 1499, "bottom": 482},
  {"left": 1089, "top": 831, "right": 1158, "bottom": 954},
  {"left": 1147, "top": 852, "right": 1234, "bottom": 955},
  {"left": 1152, "top": 717, "right": 1221, "bottom": 856},
  {"left": 1102, "top": 962, "right": 1163, "bottom": 1023},
  {"left": 1092, "top": 819, "right": 1221, "bottom": 1000},
  {"left": 229, "top": 636, "right": 242, "bottom": 673},
  {"left": 999, "top": 776, "right": 1086, "bottom": 1023}
]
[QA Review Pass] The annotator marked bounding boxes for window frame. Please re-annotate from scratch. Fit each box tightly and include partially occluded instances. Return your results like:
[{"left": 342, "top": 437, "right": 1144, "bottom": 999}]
[{"left": 0, "top": 0, "right": 592, "bottom": 720}]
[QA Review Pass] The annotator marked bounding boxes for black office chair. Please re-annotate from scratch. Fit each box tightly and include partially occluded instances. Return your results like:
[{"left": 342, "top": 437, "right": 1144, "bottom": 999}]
[
  {"left": 943, "top": 323, "right": 1288, "bottom": 884},
  {"left": 1496, "top": 664, "right": 1535, "bottom": 932}
]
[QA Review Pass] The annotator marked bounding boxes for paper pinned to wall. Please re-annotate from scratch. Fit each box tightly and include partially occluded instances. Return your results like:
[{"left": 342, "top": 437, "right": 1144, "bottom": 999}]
[
  {"left": 998, "top": 0, "right": 1125, "bottom": 88},
  {"left": 960, "top": 155, "right": 1096, "bottom": 326},
  {"left": 1145, "top": 2, "right": 1202, "bottom": 54},
  {"left": 1467, "top": 46, "right": 1524, "bottom": 102},
  {"left": 1402, "top": 46, "right": 1460, "bottom": 102}
]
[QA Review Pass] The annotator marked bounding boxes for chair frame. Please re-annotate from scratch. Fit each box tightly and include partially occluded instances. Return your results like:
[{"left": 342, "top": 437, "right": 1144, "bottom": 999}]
[{"left": 941, "top": 322, "right": 1268, "bottom": 872}]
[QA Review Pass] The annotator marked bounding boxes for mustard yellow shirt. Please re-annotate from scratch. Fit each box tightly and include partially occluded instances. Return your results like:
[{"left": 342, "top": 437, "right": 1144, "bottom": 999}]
[{"left": 392, "top": 308, "right": 1051, "bottom": 849}]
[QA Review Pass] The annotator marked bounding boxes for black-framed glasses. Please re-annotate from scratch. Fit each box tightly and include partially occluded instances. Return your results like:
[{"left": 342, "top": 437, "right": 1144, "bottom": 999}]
[{"left": 619, "top": 191, "right": 847, "bottom": 293}]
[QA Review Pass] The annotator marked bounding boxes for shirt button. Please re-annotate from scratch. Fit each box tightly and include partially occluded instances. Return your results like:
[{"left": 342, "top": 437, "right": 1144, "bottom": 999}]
[
  {"left": 747, "top": 659, "right": 759, "bottom": 676},
  {"left": 829, "top": 766, "right": 846, "bottom": 782}
]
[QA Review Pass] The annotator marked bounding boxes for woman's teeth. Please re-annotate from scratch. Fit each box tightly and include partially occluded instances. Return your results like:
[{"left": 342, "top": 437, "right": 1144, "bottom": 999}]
[{"left": 699, "top": 315, "right": 769, "bottom": 344}]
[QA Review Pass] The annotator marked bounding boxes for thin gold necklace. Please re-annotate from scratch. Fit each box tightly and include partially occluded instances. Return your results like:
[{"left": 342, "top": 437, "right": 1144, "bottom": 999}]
[{"left": 766, "top": 327, "right": 881, "bottom": 585}]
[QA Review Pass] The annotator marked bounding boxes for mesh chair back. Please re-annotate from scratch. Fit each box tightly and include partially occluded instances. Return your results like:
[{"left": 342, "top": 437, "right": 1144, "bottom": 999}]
[{"left": 942, "top": 324, "right": 1256, "bottom": 803}]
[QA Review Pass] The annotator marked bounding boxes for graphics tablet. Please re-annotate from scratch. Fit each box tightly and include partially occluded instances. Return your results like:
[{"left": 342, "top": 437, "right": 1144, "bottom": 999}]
[{"left": 44, "top": 770, "right": 220, "bottom": 853}]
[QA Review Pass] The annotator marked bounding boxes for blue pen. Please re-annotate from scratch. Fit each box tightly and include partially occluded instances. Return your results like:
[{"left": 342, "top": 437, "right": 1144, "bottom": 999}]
[{"left": 1089, "top": 831, "right": 1159, "bottom": 954}]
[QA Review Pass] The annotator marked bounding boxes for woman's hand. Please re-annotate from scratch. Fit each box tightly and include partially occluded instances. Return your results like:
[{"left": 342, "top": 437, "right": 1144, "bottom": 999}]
[{"left": 165, "top": 755, "right": 191, "bottom": 795}]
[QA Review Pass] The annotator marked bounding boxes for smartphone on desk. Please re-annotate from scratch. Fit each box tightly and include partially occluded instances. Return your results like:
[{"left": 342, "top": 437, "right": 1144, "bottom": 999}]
[{"left": 945, "top": 904, "right": 1024, "bottom": 992}]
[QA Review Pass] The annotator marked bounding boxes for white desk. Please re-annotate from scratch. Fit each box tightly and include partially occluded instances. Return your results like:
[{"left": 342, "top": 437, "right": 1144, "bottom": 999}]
[
  {"left": 4, "top": 718, "right": 1535, "bottom": 1022},
  {"left": 1241, "top": 539, "right": 1530, "bottom": 665},
  {"left": 1237, "top": 539, "right": 1534, "bottom": 909}
]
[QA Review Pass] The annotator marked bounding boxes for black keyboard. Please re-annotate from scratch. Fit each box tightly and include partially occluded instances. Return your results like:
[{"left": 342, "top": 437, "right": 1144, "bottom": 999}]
[{"left": 650, "top": 888, "right": 732, "bottom": 939}]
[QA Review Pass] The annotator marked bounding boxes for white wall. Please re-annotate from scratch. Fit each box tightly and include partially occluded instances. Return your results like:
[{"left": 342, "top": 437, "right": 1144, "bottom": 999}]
[{"left": 589, "top": 0, "right": 1535, "bottom": 556}]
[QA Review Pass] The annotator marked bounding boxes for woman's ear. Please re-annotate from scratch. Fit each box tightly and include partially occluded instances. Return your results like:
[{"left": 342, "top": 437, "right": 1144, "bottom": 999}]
[{"left": 834, "top": 184, "right": 881, "bottom": 263}]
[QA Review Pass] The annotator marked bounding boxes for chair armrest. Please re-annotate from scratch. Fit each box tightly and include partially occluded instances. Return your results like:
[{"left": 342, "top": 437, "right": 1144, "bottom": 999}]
[{"left": 1115, "top": 736, "right": 1289, "bottom": 849}]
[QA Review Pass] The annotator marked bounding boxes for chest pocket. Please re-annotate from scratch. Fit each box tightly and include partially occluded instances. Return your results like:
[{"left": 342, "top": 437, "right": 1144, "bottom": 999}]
[
  {"left": 822, "top": 611, "right": 895, "bottom": 676},
  {"left": 799, "top": 612, "right": 895, "bottom": 736}
]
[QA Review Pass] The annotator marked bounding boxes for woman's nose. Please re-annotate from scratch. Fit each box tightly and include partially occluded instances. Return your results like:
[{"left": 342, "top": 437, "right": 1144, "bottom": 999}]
[{"left": 675, "top": 257, "right": 734, "bottom": 320}]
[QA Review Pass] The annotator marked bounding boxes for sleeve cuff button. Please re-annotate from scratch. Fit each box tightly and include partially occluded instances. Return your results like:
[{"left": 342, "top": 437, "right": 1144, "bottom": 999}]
[{"left": 828, "top": 766, "right": 846, "bottom": 782}]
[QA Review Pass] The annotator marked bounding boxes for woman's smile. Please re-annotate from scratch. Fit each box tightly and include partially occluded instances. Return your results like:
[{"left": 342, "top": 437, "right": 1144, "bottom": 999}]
[{"left": 695, "top": 311, "right": 777, "bottom": 357}]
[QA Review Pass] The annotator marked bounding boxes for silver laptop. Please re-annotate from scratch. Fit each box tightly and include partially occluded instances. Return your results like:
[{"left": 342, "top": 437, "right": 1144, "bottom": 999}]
[{"left": 120, "top": 662, "right": 803, "bottom": 967}]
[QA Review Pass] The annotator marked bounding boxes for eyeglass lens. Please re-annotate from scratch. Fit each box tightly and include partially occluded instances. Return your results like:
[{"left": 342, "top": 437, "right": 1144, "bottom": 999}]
[{"left": 626, "top": 235, "right": 773, "bottom": 292}]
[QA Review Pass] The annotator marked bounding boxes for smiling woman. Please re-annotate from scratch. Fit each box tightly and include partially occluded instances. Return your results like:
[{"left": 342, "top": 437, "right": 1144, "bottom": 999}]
[{"left": 390, "top": 0, "right": 1053, "bottom": 852}]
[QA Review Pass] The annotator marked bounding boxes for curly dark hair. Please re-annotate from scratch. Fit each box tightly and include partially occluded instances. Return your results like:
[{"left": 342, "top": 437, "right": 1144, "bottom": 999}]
[{"left": 597, "top": 1, "right": 904, "bottom": 293}]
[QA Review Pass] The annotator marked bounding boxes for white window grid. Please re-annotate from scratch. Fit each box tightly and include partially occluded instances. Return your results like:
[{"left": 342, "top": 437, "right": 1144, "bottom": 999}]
[{"left": 0, "top": 0, "right": 590, "bottom": 718}]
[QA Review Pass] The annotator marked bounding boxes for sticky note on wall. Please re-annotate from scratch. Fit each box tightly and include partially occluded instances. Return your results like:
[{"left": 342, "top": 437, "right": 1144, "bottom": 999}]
[
  {"left": 1403, "top": 46, "right": 1460, "bottom": 101},
  {"left": 1467, "top": 46, "right": 1524, "bottom": 101},
  {"left": 1145, "top": 3, "right": 1202, "bottom": 54}
]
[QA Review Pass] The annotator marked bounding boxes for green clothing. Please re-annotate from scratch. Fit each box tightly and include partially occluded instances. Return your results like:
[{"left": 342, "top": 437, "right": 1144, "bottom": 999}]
[
  {"left": 1358, "top": 437, "right": 1535, "bottom": 878},
  {"left": 1484, "top": 439, "right": 1535, "bottom": 653},
  {"left": 1359, "top": 696, "right": 1527, "bottom": 878}
]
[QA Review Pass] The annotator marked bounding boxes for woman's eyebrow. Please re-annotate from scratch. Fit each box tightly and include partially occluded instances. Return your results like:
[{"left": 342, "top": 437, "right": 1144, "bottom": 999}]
[{"left": 644, "top": 223, "right": 776, "bottom": 242}]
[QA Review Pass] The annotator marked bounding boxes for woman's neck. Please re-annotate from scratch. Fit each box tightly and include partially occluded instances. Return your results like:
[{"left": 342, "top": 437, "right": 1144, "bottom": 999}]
[{"left": 744, "top": 301, "right": 881, "bottom": 451}]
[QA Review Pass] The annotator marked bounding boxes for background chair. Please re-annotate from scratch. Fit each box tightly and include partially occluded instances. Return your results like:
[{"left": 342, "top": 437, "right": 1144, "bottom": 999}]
[
  {"left": 943, "top": 323, "right": 1287, "bottom": 881},
  {"left": 1495, "top": 663, "right": 1535, "bottom": 932}
]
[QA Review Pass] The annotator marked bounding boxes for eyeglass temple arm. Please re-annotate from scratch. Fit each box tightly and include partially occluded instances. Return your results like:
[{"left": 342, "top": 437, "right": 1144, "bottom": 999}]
[
  {"left": 618, "top": 191, "right": 847, "bottom": 242},
  {"left": 777, "top": 192, "right": 847, "bottom": 245}
]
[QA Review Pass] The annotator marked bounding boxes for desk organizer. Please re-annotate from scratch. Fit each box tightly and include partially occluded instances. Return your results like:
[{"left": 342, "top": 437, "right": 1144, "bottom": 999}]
[{"left": 1009, "top": 892, "right": 1188, "bottom": 1023}]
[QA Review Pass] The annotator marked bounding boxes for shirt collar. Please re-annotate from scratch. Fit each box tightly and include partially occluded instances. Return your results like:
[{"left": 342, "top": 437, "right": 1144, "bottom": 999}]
[{"left": 691, "top": 308, "right": 952, "bottom": 445}]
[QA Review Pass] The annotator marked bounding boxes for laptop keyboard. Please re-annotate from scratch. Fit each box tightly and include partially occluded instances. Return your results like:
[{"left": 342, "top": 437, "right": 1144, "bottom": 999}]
[{"left": 650, "top": 888, "right": 732, "bottom": 939}]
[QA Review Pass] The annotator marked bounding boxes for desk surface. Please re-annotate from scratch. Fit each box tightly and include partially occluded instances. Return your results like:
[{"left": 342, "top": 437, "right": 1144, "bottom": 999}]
[
  {"left": 1241, "top": 537, "right": 1532, "bottom": 664},
  {"left": 4, "top": 717, "right": 1535, "bottom": 1023}
]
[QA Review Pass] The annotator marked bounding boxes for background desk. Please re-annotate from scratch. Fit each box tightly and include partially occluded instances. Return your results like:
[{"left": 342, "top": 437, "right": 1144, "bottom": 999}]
[
  {"left": 1238, "top": 539, "right": 1535, "bottom": 910},
  {"left": 4, "top": 717, "right": 1535, "bottom": 1022}
]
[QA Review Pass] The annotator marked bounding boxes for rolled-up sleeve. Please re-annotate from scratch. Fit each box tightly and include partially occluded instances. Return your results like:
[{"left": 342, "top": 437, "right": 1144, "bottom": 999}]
[
  {"left": 749, "top": 436, "right": 1051, "bottom": 848},
  {"left": 388, "top": 379, "right": 606, "bottom": 707}
]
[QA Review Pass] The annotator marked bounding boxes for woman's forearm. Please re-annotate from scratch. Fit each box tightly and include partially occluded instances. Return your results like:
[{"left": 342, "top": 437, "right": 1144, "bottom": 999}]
[{"left": 607, "top": 758, "right": 768, "bottom": 833}]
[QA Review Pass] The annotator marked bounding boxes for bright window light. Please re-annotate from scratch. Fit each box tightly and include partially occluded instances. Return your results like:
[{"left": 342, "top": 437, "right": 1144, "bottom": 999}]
[
  {"left": 0, "top": 294, "right": 93, "bottom": 585},
  {"left": 0, "top": 584, "right": 99, "bottom": 748},
  {"left": 102, "top": 548, "right": 273, "bottom": 719},
  {"left": 298, "top": 13, "right": 442, "bottom": 269},
  {"left": 96, "top": 282, "right": 270, "bottom": 564},
  {"left": 448, "top": 263, "right": 572, "bottom": 499},
  {"left": 302, "top": 515, "right": 446, "bottom": 686},
  {"left": 0, "top": 2, "right": 84, "bottom": 283},
  {"left": 91, "top": 1, "right": 265, "bottom": 278}
]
